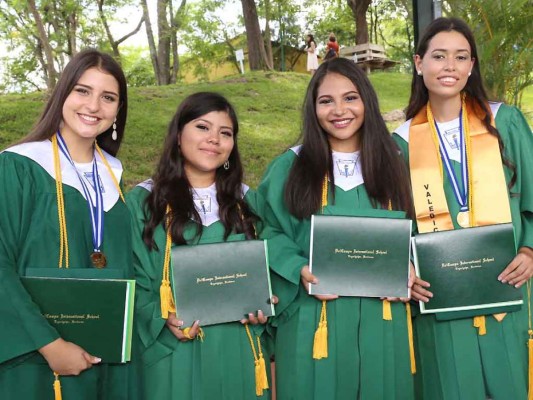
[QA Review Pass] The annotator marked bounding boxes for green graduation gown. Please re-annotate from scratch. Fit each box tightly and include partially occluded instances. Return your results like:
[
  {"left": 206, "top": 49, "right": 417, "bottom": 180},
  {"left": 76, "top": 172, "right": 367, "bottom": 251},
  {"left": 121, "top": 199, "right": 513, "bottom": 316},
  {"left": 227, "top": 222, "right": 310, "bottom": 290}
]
[
  {"left": 0, "top": 141, "right": 136, "bottom": 400},
  {"left": 257, "top": 149, "right": 415, "bottom": 400},
  {"left": 127, "top": 182, "right": 271, "bottom": 400},
  {"left": 393, "top": 103, "right": 533, "bottom": 400}
]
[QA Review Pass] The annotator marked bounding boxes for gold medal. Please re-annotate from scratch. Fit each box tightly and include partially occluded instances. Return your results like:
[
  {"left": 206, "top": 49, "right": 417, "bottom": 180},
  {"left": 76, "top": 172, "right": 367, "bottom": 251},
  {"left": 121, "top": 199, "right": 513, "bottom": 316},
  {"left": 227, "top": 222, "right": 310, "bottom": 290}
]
[
  {"left": 457, "top": 211, "right": 470, "bottom": 228},
  {"left": 90, "top": 252, "right": 107, "bottom": 268}
]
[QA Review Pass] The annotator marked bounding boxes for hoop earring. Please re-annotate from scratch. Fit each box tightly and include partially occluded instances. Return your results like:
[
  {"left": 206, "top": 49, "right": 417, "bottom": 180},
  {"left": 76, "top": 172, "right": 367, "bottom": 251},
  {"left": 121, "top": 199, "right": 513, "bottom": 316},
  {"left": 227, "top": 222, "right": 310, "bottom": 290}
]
[
  {"left": 112, "top": 118, "right": 117, "bottom": 141},
  {"left": 223, "top": 160, "right": 230, "bottom": 170}
]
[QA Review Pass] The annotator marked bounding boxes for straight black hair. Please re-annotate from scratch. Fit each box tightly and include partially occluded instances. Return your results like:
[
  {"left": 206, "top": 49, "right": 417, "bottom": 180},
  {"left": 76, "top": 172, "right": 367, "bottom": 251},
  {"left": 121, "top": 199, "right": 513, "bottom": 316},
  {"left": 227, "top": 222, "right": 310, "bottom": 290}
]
[
  {"left": 285, "top": 57, "right": 414, "bottom": 219},
  {"left": 143, "top": 92, "right": 258, "bottom": 248}
]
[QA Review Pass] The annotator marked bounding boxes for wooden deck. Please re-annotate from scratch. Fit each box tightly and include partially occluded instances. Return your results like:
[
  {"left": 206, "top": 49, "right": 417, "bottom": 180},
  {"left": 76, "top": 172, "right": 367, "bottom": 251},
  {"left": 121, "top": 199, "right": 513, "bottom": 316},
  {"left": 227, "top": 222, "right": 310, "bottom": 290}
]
[{"left": 339, "top": 43, "right": 398, "bottom": 73}]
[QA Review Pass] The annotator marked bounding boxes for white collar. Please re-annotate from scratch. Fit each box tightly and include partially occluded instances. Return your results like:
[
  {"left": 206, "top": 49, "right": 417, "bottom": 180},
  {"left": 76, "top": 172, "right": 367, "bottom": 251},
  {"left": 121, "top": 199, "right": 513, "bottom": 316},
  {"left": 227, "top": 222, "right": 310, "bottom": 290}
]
[
  {"left": 331, "top": 150, "right": 363, "bottom": 191},
  {"left": 290, "top": 145, "right": 364, "bottom": 191},
  {"left": 137, "top": 180, "right": 250, "bottom": 227},
  {"left": 394, "top": 102, "right": 503, "bottom": 144},
  {"left": 5, "top": 140, "right": 123, "bottom": 211}
]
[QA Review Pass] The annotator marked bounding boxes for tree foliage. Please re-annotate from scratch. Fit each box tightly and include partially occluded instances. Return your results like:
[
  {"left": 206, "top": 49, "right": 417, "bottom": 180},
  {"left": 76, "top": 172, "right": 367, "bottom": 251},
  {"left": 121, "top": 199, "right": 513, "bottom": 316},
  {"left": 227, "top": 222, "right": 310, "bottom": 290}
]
[{"left": 442, "top": 0, "right": 532, "bottom": 105}]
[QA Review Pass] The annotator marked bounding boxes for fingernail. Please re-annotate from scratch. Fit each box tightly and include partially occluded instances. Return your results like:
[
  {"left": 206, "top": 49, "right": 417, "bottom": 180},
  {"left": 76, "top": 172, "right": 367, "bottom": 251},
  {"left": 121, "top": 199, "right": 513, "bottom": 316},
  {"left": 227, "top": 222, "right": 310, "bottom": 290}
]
[
  {"left": 95, "top": 357, "right": 102, "bottom": 363},
  {"left": 249, "top": 313, "right": 254, "bottom": 318}
]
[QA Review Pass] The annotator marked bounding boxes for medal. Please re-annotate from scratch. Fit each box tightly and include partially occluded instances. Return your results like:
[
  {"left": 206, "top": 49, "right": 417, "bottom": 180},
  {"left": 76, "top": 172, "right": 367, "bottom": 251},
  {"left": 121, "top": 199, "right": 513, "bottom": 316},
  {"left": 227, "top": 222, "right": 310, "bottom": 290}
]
[
  {"left": 57, "top": 132, "right": 106, "bottom": 268},
  {"left": 457, "top": 211, "right": 470, "bottom": 228},
  {"left": 90, "top": 252, "right": 107, "bottom": 268}
]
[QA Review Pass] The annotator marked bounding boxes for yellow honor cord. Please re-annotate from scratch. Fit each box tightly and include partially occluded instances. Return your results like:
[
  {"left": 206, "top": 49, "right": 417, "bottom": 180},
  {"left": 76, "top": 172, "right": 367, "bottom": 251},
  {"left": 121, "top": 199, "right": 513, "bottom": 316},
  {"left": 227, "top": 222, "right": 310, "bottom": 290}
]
[
  {"left": 382, "top": 200, "right": 394, "bottom": 321},
  {"left": 382, "top": 300, "right": 392, "bottom": 320},
  {"left": 526, "top": 279, "right": 533, "bottom": 400},
  {"left": 244, "top": 324, "right": 269, "bottom": 396},
  {"left": 52, "top": 135, "right": 126, "bottom": 269},
  {"left": 95, "top": 143, "right": 125, "bottom": 203},
  {"left": 406, "top": 303, "right": 416, "bottom": 374},
  {"left": 53, "top": 372, "right": 62, "bottom": 400},
  {"left": 52, "top": 135, "right": 69, "bottom": 268},
  {"left": 160, "top": 205, "right": 176, "bottom": 319}
]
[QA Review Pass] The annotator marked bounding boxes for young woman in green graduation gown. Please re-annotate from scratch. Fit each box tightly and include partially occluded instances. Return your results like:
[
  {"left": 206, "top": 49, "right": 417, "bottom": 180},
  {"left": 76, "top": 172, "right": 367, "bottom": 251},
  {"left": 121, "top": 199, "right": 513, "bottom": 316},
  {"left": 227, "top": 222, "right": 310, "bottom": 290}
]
[
  {"left": 257, "top": 57, "right": 416, "bottom": 399},
  {"left": 127, "top": 92, "right": 273, "bottom": 400},
  {"left": 393, "top": 17, "right": 533, "bottom": 400},
  {"left": 0, "top": 50, "right": 137, "bottom": 399}
]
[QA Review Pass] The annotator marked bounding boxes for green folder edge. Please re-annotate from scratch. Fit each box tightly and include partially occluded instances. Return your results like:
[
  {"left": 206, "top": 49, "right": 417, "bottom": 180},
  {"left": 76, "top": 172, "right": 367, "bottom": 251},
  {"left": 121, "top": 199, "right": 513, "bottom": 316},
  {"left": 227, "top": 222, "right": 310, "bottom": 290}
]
[{"left": 122, "top": 280, "right": 136, "bottom": 362}]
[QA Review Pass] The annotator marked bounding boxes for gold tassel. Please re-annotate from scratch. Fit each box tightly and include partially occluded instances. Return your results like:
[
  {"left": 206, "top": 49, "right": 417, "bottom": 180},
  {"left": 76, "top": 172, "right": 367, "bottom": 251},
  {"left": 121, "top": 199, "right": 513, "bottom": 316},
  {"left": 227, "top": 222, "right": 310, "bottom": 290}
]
[
  {"left": 256, "top": 337, "right": 269, "bottom": 393},
  {"left": 382, "top": 300, "right": 392, "bottom": 321},
  {"left": 527, "top": 329, "right": 533, "bottom": 400},
  {"left": 53, "top": 373, "right": 62, "bottom": 400},
  {"left": 405, "top": 303, "right": 416, "bottom": 374},
  {"left": 159, "top": 279, "right": 175, "bottom": 319},
  {"left": 245, "top": 324, "right": 269, "bottom": 396},
  {"left": 493, "top": 312, "right": 506, "bottom": 322},
  {"left": 313, "top": 300, "right": 328, "bottom": 359},
  {"left": 473, "top": 315, "right": 486, "bottom": 335},
  {"left": 526, "top": 279, "right": 533, "bottom": 400}
]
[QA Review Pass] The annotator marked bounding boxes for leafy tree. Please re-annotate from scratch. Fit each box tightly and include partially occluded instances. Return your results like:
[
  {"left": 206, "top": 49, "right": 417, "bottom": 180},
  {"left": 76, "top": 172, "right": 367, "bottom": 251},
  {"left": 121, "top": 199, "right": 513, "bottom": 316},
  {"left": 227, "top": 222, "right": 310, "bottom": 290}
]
[{"left": 443, "top": 0, "right": 532, "bottom": 105}]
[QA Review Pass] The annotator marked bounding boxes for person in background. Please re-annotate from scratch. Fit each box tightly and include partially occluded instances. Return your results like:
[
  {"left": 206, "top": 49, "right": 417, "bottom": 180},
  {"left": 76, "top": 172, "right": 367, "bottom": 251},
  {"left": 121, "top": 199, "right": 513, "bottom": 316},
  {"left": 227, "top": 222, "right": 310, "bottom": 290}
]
[
  {"left": 305, "top": 34, "right": 319, "bottom": 75},
  {"left": 0, "top": 49, "right": 137, "bottom": 400},
  {"left": 393, "top": 17, "right": 533, "bottom": 400},
  {"left": 127, "top": 92, "right": 273, "bottom": 400},
  {"left": 258, "top": 57, "right": 416, "bottom": 399},
  {"left": 324, "top": 32, "right": 340, "bottom": 60}
]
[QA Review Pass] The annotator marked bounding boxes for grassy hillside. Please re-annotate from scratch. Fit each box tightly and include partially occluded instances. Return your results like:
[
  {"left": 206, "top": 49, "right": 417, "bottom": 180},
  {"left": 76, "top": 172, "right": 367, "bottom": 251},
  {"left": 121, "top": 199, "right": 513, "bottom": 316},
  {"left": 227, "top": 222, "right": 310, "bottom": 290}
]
[{"left": 0, "top": 71, "right": 531, "bottom": 189}]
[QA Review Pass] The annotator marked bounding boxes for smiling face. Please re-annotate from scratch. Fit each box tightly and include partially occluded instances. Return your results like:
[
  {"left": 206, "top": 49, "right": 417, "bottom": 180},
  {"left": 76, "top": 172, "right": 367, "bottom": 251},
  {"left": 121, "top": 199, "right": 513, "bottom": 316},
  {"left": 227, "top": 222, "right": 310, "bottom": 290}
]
[
  {"left": 179, "top": 111, "right": 235, "bottom": 187},
  {"left": 415, "top": 30, "right": 474, "bottom": 103},
  {"left": 61, "top": 67, "right": 120, "bottom": 147},
  {"left": 315, "top": 72, "right": 365, "bottom": 152}
]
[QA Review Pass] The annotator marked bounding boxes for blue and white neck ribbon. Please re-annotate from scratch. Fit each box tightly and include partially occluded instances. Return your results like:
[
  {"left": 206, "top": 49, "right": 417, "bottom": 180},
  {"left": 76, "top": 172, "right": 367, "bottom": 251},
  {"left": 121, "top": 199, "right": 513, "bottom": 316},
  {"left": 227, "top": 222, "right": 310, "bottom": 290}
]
[
  {"left": 56, "top": 132, "right": 104, "bottom": 254},
  {"left": 433, "top": 110, "right": 469, "bottom": 212}
]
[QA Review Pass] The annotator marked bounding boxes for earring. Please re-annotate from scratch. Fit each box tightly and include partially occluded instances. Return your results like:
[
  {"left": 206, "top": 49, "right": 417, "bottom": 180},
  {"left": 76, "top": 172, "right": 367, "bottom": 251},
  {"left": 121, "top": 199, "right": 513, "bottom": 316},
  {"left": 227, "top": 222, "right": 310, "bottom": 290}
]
[
  {"left": 417, "top": 70, "right": 422, "bottom": 76},
  {"left": 223, "top": 160, "right": 230, "bottom": 170},
  {"left": 468, "top": 71, "right": 472, "bottom": 77},
  {"left": 112, "top": 118, "right": 117, "bottom": 141}
]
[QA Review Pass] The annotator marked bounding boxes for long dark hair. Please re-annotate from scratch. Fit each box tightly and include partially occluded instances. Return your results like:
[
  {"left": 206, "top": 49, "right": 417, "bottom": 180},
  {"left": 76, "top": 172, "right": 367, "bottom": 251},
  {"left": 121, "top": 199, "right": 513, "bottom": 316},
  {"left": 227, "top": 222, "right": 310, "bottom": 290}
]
[
  {"left": 285, "top": 58, "right": 413, "bottom": 219},
  {"left": 306, "top": 34, "right": 316, "bottom": 48},
  {"left": 405, "top": 17, "right": 515, "bottom": 187},
  {"left": 143, "top": 92, "right": 258, "bottom": 248},
  {"left": 21, "top": 49, "right": 128, "bottom": 156}
]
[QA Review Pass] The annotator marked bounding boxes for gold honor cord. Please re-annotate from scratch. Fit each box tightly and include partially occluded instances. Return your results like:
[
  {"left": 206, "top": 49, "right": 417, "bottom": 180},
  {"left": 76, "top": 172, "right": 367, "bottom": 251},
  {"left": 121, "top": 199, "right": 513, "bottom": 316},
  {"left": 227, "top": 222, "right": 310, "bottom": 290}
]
[
  {"left": 52, "top": 135, "right": 125, "bottom": 268},
  {"left": 528, "top": 280, "right": 533, "bottom": 400},
  {"left": 244, "top": 324, "right": 269, "bottom": 396},
  {"left": 160, "top": 205, "right": 177, "bottom": 319}
]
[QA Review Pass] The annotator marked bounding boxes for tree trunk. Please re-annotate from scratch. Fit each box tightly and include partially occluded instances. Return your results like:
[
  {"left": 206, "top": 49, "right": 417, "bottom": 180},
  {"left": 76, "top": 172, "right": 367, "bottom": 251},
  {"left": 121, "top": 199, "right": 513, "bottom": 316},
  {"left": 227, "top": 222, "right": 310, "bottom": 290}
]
[
  {"left": 27, "top": 0, "right": 58, "bottom": 90},
  {"left": 263, "top": 0, "right": 274, "bottom": 69},
  {"left": 169, "top": 0, "right": 186, "bottom": 84},
  {"left": 347, "top": 0, "right": 371, "bottom": 44},
  {"left": 141, "top": 0, "right": 160, "bottom": 84},
  {"left": 157, "top": 0, "right": 171, "bottom": 85},
  {"left": 241, "top": 0, "right": 269, "bottom": 70}
]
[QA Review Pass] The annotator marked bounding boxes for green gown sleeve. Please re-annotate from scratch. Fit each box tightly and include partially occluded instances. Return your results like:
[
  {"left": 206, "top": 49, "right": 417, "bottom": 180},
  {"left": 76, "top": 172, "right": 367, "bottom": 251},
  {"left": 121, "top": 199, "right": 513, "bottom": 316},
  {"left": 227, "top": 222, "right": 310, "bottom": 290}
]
[
  {"left": 0, "top": 153, "right": 59, "bottom": 365},
  {"left": 126, "top": 186, "right": 167, "bottom": 351},
  {"left": 496, "top": 105, "right": 533, "bottom": 248},
  {"left": 256, "top": 152, "right": 308, "bottom": 316}
]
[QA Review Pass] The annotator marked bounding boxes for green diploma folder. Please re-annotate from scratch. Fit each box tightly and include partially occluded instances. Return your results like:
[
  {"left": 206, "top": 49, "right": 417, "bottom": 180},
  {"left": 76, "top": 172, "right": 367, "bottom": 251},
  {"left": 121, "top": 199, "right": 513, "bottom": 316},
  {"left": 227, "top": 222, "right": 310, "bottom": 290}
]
[
  {"left": 309, "top": 212, "right": 412, "bottom": 298},
  {"left": 21, "top": 277, "right": 135, "bottom": 363},
  {"left": 171, "top": 240, "right": 274, "bottom": 326},
  {"left": 412, "top": 223, "right": 522, "bottom": 316}
]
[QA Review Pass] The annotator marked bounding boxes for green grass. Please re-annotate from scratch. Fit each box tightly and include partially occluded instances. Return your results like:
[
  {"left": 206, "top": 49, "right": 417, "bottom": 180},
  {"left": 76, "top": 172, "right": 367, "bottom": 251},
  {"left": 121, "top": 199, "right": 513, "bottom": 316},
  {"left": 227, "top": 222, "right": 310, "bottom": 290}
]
[{"left": 0, "top": 71, "right": 531, "bottom": 189}]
